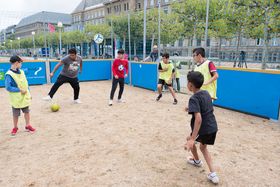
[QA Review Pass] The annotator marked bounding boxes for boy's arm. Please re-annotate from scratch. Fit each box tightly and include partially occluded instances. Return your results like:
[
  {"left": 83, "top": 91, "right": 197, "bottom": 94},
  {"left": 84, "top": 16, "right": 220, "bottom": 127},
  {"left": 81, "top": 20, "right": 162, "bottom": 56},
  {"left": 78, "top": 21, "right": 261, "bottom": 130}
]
[
  {"left": 204, "top": 62, "right": 218, "bottom": 85},
  {"left": 5, "top": 75, "right": 20, "bottom": 92},
  {"left": 186, "top": 112, "right": 202, "bottom": 151},
  {"left": 112, "top": 60, "right": 118, "bottom": 78},
  {"left": 50, "top": 61, "right": 63, "bottom": 77},
  {"left": 125, "top": 60, "right": 129, "bottom": 75},
  {"left": 79, "top": 59, "right": 83, "bottom": 73},
  {"left": 191, "top": 112, "right": 202, "bottom": 140},
  {"left": 204, "top": 72, "right": 218, "bottom": 85}
]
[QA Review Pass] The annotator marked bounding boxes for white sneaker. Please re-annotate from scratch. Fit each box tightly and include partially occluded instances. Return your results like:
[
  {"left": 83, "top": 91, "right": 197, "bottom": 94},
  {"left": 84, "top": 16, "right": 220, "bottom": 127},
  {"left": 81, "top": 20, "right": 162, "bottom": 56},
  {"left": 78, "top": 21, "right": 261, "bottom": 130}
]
[
  {"left": 207, "top": 172, "right": 219, "bottom": 184},
  {"left": 187, "top": 157, "right": 203, "bottom": 167},
  {"left": 108, "top": 100, "right": 113, "bottom": 106},
  {"left": 42, "top": 95, "right": 52, "bottom": 101},
  {"left": 73, "top": 99, "right": 82, "bottom": 104},
  {"left": 117, "top": 99, "right": 126, "bottom": 103}
]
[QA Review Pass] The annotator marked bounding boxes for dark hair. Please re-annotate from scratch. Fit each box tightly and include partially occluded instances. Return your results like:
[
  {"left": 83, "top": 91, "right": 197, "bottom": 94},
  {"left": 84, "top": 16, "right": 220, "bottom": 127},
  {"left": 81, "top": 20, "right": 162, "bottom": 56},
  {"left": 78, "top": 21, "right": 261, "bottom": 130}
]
[
  {"left": 10, "top": 55, "right": 22, "bottom": 64},
  {"left": 187, "top": 71, "right": 204, "bottom": 89},
  {"left": 162, "top": 52, "right": 169, "bottom": 59},
  {"left": 117, "top": 49, "right": 125, "bottom": 54},
  {"left": 68, "top": 48, "right": 77, "bottom": 54},
  {"left": 193, "top": 47, "right": 205, "bottom": 58}
]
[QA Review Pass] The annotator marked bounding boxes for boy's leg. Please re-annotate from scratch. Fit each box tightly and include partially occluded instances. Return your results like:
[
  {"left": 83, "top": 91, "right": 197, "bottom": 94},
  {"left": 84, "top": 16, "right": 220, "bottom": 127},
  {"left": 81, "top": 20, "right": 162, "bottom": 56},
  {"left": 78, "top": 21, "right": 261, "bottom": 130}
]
[
  {"left": 157, "top": 84, "right": 163, "bottom": 94},
  {"left": 190, "top": 144, "right": 200, "bottom": 161},
  {"left": 176, "top": 78, "right": 180, "bottom": 92},
  {"left": 12, "top": 116, "right": 19, "bottom": 129},
  {"left": 117, "top": 78, "right": 124, "bottom": 100},
  {"left": 48, "top": 75, "right": 67, "bottom": 98},
  {"left": 168, "top": 85, "right": 178, "bottom": 104},
  {"left": 110, "top": 77, "right": 119, "bottom": 100},
  {"left": 69, "top": 77, "right": 80, "bottom": 100},
  {"left": 168, "top": 86, "right": 177, "bottom": 99},
  {"left": 156, "top": 83, "right": 163, "bottom": 101},
  {"left": 12, "top": 107, "right": 20, "bottom": 128},
  {"left": 24, "top": 112, "right": 30, "bottom": 126},
  {"left": 200, "top": 143, "right": 215, "bottom": 172}
]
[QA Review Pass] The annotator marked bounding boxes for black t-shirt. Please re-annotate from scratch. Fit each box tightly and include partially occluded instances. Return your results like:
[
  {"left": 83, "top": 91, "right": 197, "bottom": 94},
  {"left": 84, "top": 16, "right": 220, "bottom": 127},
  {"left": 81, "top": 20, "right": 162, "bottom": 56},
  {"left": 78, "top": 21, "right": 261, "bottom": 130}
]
[{"left": 188, "top": 90, "right": 218, "bottom": 135}]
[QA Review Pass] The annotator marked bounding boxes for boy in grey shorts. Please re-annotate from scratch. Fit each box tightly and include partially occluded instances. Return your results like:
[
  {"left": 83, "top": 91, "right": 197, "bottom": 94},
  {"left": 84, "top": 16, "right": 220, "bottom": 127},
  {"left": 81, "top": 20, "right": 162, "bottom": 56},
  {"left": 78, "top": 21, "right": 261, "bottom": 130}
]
[{"left": 5, "top": 55, "right": 36, "bottom": 136}]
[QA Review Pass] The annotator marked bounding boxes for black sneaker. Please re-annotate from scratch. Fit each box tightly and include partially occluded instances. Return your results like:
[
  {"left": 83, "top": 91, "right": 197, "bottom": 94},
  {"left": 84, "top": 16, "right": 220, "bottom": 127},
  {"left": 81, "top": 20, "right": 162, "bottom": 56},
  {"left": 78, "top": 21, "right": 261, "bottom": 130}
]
[
  {"left": 173, "top": 99, "right": 178, "bottom": 105},
  {"left": 156, "top": 94, "right": 162, "bottom": 101}
]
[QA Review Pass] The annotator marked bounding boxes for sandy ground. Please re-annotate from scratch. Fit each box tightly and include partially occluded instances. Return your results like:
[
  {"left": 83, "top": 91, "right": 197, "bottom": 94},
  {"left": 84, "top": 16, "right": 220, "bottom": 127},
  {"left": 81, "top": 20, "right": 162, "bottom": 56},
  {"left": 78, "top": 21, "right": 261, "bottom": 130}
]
[{"left": 0, "top": 81, "right": 280, "bottom": 187}]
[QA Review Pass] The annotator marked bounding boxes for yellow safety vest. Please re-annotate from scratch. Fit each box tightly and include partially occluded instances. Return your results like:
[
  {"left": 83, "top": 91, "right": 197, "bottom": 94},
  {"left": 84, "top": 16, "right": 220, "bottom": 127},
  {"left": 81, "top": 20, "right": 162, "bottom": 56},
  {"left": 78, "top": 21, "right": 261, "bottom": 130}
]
[
  {"left": 6, "top": 69, "right": 31, "bottom": 108},
  {"left": 194, "top": 60, "right": 217, "bottom": 99},
  {"left": 159, "top": 61, "right": 174, "bottom": 83}
]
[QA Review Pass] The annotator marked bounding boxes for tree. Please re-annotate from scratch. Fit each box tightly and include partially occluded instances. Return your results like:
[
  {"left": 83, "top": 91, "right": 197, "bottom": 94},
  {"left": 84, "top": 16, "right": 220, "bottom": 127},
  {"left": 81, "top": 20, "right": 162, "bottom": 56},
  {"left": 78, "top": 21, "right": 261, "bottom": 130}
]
[
  {"left": 172, "top": 0, "right": 207, "bottom": 47},
  {"left": 236, "top": 0, "right": 280, "bottom": 69}
]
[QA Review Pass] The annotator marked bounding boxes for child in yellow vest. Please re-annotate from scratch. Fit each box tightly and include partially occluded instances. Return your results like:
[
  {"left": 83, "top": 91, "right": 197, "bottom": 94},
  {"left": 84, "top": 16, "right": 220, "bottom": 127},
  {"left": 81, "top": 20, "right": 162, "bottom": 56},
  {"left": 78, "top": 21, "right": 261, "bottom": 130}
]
[
  {"left": 193, "top": 48, "right": 218, "bottom": 100},
  {"left": 156, "top": 53, "right": 178, "bottom": 104},
  {"left": 5, "top": 55, "right": 35, "bottom": 136}
]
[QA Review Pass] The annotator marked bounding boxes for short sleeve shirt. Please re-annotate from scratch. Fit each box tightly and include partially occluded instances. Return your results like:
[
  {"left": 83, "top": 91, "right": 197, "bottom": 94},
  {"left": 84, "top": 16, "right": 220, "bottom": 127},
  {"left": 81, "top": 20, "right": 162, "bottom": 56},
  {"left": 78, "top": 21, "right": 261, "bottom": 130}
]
[
  {"left": 60, "top": 55, "right": 82, "bottom": 78},
  {"left": 188, "top": 90, "right": 218, "bottom": 135}
]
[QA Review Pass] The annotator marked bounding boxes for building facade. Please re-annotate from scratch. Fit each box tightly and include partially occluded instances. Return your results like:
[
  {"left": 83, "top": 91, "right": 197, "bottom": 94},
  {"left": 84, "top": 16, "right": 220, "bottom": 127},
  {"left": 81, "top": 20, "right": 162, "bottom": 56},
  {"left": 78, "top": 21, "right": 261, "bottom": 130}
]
[{"left": 15, "top": 11, "right": 71, "bottom": 38}]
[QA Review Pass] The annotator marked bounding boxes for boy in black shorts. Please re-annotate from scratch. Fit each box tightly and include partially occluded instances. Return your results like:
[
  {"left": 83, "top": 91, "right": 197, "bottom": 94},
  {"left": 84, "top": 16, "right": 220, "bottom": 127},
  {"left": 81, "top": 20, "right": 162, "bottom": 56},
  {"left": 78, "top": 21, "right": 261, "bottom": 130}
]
[
  {"left": 185, "top": 71, "right": 219, "bottom": 184},
  {"left": 156, "top": 53, "right": 177, "bottom": 104}
]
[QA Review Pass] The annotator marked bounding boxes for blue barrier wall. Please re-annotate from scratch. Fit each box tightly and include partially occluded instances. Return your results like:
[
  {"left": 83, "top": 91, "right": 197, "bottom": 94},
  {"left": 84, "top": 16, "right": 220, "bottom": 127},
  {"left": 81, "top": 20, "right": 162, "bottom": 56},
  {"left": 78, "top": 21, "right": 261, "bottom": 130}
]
[
  {"left": 50, "top": 60, "right": 112, "bottom": 83},
  {"left": 0, "top": 61, "right": 47, "bottom": 87},
  {"left": 131, "top": 62, "right": 157, "bottom": 91},
  {"left": 214, "top": 68, "right": 280, "bottom": 120}
]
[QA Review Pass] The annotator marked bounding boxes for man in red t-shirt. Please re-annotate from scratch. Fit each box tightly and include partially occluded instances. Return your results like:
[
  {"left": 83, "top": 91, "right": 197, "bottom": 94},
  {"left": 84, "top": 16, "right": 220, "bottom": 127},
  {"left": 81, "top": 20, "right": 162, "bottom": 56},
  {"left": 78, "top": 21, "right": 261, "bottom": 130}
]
[{"left": 109, "top": 49, "right": 128, "bottom": 106}]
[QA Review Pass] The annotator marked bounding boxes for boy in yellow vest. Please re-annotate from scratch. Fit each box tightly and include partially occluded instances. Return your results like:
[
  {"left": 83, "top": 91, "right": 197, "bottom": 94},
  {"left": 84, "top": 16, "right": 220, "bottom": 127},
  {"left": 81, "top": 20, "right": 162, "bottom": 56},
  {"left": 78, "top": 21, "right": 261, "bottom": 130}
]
[
  {"left": 156, "top": 53, "right": 178, "bottom": 104},
  {"left": 5, "top": 55, "right": 35, "bottom": 136},
  {"left": 193, "top": 48, "right": 218, "bottom": 100}
]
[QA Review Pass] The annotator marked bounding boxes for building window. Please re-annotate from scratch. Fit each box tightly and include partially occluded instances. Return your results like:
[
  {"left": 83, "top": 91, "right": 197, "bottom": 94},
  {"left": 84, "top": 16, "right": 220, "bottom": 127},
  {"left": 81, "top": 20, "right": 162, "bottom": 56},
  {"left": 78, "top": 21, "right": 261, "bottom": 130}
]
[
  {"left": 268, "top": 52, "right": 277, "bottom": 62},
  {"left": 137, "top": 3, "right": 141, "bottom": 9},
  {"left": 124, "top": 3, "right": 127, "bottom": 11},
  {"left": 272, "top": 37, "right": 278, "bottom": 46},
  {"left": 178, "top": 38, "right": 183, "bottom": 47},
  {"left": 256, "top": 38, "right": 263, "bottom": 46},
  {"left": 150, "top": 0, "right": 154, "bottom": 7},
  {"left": 254, "top": 52, "right": 262, "bottom": 61},
  {"left": 163, "top": 7, "right": 168, "bottom": 14},
  {"left": 220, "top": 52, "right": 226, "bottom": 60},
  {"left": 127, "top": 3, "right": 129, "bottom": 10},
  {"left": 230, "top": 52, "right": 236, "bottom": 60},
  {"left": 221, "top": 38, "right": 227, "bottom": 46},
  {"left": 197, "top": 39, "right": 201, "bottom": 46},
  {"left": 188, "top": 39, "right": 193, "bottom": 46}
]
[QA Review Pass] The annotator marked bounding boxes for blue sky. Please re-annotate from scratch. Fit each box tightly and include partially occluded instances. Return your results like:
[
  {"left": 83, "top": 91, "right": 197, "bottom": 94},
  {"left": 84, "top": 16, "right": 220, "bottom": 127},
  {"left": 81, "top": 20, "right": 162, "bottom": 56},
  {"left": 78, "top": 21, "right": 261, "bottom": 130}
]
[{"left": 0, "top": 0, "right": 81, "bottom": 30}]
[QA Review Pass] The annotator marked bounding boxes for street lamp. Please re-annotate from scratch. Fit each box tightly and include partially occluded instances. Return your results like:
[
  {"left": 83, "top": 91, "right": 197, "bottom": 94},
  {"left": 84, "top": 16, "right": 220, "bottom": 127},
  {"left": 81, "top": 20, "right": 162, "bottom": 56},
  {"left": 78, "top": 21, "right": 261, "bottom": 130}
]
[
  {"left": 57, "top": 21, "right": 63, "bottom": 57},
  {"left": 10, "top": 40, "right": 13, "bottom": 54},
  {"left": 31, "top": 31, "right": 36, "bottom": 57},
  {"left": 17, "top": 37, "right": 21, "bottom": 52}
]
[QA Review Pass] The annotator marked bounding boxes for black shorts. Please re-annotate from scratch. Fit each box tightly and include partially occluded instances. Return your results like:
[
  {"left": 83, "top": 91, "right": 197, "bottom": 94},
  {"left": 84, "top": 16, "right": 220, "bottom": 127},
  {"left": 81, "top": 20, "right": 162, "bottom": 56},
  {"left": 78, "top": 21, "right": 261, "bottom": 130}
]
[
  {"left": 158, "top": 79, "right": 172, "bottom": 87},
  {"left": 193, "top": 132, "right": 217, "bottom": 145}
]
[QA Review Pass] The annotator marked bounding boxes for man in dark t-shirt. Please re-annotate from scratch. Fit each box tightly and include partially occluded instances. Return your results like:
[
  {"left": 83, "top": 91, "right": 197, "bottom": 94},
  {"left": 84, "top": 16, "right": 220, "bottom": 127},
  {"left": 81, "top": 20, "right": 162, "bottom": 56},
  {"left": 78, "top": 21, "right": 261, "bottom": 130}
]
[
  {"left": 43, "top": 48, "right": 83, "bottom": 104},
  {"left": 185, "top": 71, "right": 219, "bottom": 184}
]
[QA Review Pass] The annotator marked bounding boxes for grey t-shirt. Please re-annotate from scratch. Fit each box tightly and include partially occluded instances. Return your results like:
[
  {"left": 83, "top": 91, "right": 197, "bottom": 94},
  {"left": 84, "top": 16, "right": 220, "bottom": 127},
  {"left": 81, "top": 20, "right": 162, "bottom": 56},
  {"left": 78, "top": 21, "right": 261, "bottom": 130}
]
[
  {"left": 60, "top": 55, "right": 82, "bottom": 78},
  {"left": 188, "top": 90, "right": 218, "bottom": 135}
]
